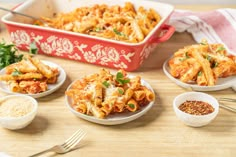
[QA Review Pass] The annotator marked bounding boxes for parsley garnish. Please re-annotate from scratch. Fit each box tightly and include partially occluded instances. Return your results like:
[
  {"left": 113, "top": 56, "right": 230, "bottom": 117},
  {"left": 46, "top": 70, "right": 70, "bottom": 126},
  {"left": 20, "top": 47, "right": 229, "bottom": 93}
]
[
  {"left": 102, "top": 81, "right": 110, "bottom": 88},
  {"left": 118, "top": 88, "right": 124, "bottom": 94},
  {"left": 185, "top": 52, "right": 190, "bottom": 58},
  {"left": 198, "top": 71, "right": 202, "bottom": 76},
  {"left": 216, "top": 46, "right": 225, "bottom": 52},
  {"left": 0, "top": 41, "right": 23, "bottom": 70},
  {"left": 113, "top": 28, "right": 127, "bottom": 38},
  {"left": 206, "top": 55, "right": 211, "bottom": 61},
  {"left": 94, "top": 27, "right": 102, "bottom": 32},
  {"left": 11, "top": 68, "right": 22, "bottom": 76},
  {"left": 113, "top": 28, "right": 122, "bottom": 36},
  {"left": 128, "top": 103, "right": 135, "bottom": 109},
  {"left": 213, "top": 62, "right": 218, "bottom": 68},
  {"left": 179, "top": 52, "right": 190, "bottom": 62},
  {"left": 29, "top": 42, "right": 38, "bottom": 54},
  {"left": 116, "top": 72, "right": 130, "bottom": 85}
]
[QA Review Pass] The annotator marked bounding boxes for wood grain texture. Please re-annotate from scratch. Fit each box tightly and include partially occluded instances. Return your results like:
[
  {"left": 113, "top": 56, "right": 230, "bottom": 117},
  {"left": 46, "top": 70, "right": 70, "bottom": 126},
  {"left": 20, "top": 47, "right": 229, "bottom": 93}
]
[{"left": 0, "top": 3, "right": 236, "bottom": 157}]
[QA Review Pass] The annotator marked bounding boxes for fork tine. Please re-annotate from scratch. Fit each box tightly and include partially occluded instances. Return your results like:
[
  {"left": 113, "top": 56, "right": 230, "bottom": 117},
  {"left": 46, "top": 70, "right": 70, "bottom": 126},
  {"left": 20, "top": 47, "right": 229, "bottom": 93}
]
[
  {"left": 62, "top": 129, "right": 86, "bottom": 150},
  {"left": 64, "top": 129, "right": 83, "bottom": 144},
  {"left": 64, "top": 131, "right": 86, "bottom": 150},
  {"left": 219, "top": 98, "right": 236, "bottom": 102}
]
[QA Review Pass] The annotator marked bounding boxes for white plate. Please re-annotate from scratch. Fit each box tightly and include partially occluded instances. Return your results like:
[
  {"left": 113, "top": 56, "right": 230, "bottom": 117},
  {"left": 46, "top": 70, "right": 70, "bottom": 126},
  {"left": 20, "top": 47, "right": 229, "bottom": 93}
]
[
  {"left": 0, "top": 60, "right": 66, "bottom": 98},
  {"left": 65, "top": 76, "right": 155, "bottom": 125},
  {"left": 163, "top": 58, "right": 236, "bottom": 91}
]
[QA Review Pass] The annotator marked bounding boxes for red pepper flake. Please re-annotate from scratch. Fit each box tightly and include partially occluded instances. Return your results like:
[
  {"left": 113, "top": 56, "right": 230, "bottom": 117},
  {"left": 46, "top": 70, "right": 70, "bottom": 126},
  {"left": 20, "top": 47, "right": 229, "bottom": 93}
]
[{"left": 178, "top": 100, "right": 214, "bottom": 115}]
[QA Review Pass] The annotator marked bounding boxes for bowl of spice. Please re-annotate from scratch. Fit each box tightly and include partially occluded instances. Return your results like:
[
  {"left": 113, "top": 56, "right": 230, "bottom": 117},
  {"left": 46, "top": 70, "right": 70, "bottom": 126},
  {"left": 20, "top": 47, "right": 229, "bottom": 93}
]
[
  {"left": 173, "top": 92, "right": 219, "bottom": 127},
  {"left": 0, "top": 94, "right": 38, "bottom": 130}
]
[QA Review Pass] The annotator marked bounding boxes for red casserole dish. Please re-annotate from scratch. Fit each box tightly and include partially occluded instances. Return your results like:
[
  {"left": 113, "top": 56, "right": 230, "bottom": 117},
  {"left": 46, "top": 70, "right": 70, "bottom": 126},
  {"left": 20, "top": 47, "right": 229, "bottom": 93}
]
[{"left": 2, "top": 0, "right": 175, "bottom": 71}]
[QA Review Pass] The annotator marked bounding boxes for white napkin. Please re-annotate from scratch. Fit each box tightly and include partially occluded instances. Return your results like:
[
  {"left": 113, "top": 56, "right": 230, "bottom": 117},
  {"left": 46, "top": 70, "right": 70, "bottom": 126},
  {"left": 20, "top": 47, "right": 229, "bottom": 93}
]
[
  {"left": 169, "top": 8, "right": 236, "bottom": 55},
  {"left": 0, "top": 152, "right": 12, "bottom": 157}
]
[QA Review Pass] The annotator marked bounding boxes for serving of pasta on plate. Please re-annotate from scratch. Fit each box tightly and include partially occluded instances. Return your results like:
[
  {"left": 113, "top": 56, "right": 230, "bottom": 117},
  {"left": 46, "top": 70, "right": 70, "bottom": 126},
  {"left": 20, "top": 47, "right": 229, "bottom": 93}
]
[
  {"left": 0, "top": 55, "right": 66, "bottom": 98},
  {"left": 65, "top": 69, "right": 155, "bottom": 124},
  {"left": 163, "top": 40, "right": 236, "bottom": 91}
]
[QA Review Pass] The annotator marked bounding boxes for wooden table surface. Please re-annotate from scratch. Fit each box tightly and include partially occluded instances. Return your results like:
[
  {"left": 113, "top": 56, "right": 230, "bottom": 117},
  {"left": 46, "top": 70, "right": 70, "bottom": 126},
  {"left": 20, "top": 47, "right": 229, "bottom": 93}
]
[{"left": 0, "top": 2, "right": 236, "bottom": 157}]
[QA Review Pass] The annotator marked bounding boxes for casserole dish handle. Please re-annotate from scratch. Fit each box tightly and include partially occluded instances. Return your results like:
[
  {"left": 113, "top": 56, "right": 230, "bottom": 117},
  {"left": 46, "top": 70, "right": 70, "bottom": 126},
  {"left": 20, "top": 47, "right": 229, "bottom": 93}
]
[{"left": 151, "top": 24, "right": 175, "bottom": 43}]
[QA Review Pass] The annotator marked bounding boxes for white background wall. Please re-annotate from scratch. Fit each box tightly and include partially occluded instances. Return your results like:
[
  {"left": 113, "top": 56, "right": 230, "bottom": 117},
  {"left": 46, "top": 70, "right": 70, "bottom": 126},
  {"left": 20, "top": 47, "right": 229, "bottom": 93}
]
[{"left": 0, "top": 0, "right": 236, "bottom": 5}]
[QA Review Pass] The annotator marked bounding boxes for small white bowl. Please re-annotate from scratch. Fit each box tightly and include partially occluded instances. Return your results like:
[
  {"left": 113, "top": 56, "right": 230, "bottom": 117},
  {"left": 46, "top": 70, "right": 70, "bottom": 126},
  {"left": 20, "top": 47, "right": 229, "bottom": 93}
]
[
  {"left": 173, "top": 92, "right": 219, "bottom": 127},
  {"left": 0, "top": 95, "right": 38, "bottom": 130}
]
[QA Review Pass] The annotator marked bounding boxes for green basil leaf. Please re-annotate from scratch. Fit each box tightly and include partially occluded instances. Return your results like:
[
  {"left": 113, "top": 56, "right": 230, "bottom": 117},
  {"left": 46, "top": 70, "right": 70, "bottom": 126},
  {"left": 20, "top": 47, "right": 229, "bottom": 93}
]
[
  {"left": 102, "top": 81, "right": 110, "bottom": 88},
  {"left": 216, "top": 46, "right": 225, "bottom": 52},
  {"left": 128, "top": 103, "right": 135, "bottom": 109},
  {"left": 11, "top": 69, "right": 22, "bottom": 76},
  {"left": 118, "top": 88, "right": 124, "bottom": 94},
  {"left": 198, "top": 71, "right": 202, "bottom": 76},
  {"left": 29, "top": 42, "right": 38, "bottom": 54}
]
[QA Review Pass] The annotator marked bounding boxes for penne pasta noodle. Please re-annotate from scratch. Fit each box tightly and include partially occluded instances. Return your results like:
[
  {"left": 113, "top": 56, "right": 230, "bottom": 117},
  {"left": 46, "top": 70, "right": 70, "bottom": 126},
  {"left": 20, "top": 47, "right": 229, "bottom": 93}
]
[
  {"left": 143, "top": 87, "right": 155, "bottom": 102},
  {"left": 89, "top": 103, "right": 105, "bottom": 119},
  {"left": 133, "top": 90, "right": 146, "bottom": 101},
  {"left": 191, "top": 49, "right": 215, "bottom": 86},
  {"left": 5, "top": 59, "right": 38, "bottom": 74},
  {"left": 74, "top": 103, "right": 87, "bottom": 114},
  {"left": 196, "top": 71, "right": 208, "bottom": 86},
  {"left": 131, "top": 20, "right": 144, "bottom": 42},
  {"left": 94, "top": 82, "right": 103, "bottom": 106},
  {"left": 113, "top": 102, "right": 125, "bottom": 113},
  {"left": 0, "top": 73, "right": 44, "bottom": 81},
  {"left": 8, "top": 80, "right": 20, "bottom": 92},
  {"left": 180, "top": 60, "right": 201, "bottom": 83},
  {"left": 124, "top": 88, "right": 134, "bottom": 102},
  {"left": 101, "top": 102, "right": 113, "bottom": 116},
  {"left": 29, "top": 57, "right": 54, "bottom": 79}
]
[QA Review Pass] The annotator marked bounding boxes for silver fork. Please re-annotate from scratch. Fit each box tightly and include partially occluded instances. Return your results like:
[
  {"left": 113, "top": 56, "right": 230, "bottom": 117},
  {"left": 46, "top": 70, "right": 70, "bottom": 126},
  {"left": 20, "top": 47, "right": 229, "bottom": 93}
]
[
  {"left": 218, "top": 98, "right": 236, "bottom": 113},
  {"left": 29, "top": 129, "right": 86, "bottom": 157}
]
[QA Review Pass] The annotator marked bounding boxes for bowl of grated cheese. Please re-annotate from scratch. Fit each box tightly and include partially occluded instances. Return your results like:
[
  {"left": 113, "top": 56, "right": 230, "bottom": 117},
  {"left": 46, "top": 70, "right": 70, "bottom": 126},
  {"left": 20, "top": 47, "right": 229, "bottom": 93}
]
[{"left": 0, "top": 95, "right": 38, "bottom": 130}]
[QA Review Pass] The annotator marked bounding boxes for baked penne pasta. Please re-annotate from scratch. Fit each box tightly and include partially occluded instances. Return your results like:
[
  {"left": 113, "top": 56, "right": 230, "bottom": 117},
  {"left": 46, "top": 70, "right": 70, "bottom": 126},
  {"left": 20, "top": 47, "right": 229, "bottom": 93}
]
[
  {"left": 168, "top": 40, "right": 236, "bottom": 86},
  {"left": 0, "top": 56, "right": 60, "bottom": 94},
  {"left": 34, "top": 2, "right": 161, "bottom": 43},
  {"left": 66, "top": 68, "right": 155, "bottom": 119}
]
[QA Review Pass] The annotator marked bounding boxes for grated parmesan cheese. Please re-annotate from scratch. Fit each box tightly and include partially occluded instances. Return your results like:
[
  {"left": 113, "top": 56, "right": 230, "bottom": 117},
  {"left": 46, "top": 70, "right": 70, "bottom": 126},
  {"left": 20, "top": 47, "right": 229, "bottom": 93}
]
[{"left": 0, "top": 97, "right": 34, "bottom": 118}]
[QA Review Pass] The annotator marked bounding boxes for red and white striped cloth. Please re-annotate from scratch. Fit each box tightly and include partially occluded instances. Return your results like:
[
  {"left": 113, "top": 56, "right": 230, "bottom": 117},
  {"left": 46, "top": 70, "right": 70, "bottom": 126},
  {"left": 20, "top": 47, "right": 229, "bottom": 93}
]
[{"left": 169, "top": 8, "right": 236, "bottom": 55}]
